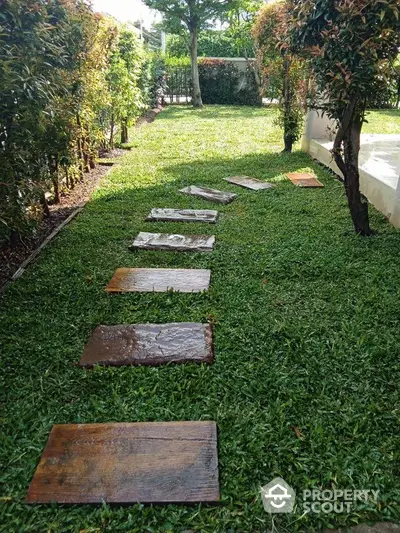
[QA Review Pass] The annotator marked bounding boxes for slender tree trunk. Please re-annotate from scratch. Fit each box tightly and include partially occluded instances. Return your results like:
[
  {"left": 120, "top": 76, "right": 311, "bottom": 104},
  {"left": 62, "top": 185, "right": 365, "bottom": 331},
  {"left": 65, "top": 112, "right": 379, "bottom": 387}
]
[
  {"left": 282, "top": 57, "right": 294, "bottom": 152},
  {"left": 40, "top": 191, "right": 50, "bottom": 218},
  {"left": 51, "top": 156, "right": 60, "bottom": 203},
  {"left": 76, "top": 113, "right": 84, "bottom": 181},
  {"left": 109, "top": 113, "right": 115, "bottom": 148},
  {"left": 332, "top": 103, "right": 372, "bottom": 235},
  {"left": 342, "top": 115, "right": 371, "bottom": 235},
  {"left": 121, "top": 119, "right": 128, "bottom": 144},
  {"left": 190, "top": 28, "right": 203, "bottom": 108}
]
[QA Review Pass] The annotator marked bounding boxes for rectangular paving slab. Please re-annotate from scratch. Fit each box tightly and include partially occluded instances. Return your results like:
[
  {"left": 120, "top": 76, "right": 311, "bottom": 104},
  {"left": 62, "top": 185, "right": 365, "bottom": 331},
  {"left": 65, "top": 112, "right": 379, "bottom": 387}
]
[
  {"left": 129, "top": 232, "right": 215, "bottom": 253},
  {"left": 105, "top": 268, "right": 211, "bottom": 293},
  {"left": 287, "top": 172, "right": 324, "bottom": 188},
  {"left": 180, "top": 185, "right": 236, "bottom": 204},
  {"left": 224, "top": 176, "right": 274, "bottom": 190},
  {"left": 25, "top": 421, "right": 220, "bottom": 504},
  {"left": 79, "top": 323, "right": 213, "bottom": 367},
  {"left": 147, "top": 208, "right": 218, "bottom": 223}
]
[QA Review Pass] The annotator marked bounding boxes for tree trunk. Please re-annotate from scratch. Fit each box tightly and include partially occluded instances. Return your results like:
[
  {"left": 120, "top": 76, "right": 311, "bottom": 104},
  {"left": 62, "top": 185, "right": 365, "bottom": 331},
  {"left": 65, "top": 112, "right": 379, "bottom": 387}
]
[
  {"left": 332, "top": 108, "right": 372, "bottom": 236},
  {"left": 109, "top": 114, "right": 115, "bottom": 148},
  {"left": 342, "top": 115, "right": 371, "bottom": 235},
  {"left": 282, "top": 57, "right": 294, "bottom": 152},
  {"left": 76, "top": 113, "right": 84, "bottom": 181},
  {"left": 40, "top": 191, "right": 50, "bottom": 218},
  {"left": 121, "top": 119, "right": 128, "bottom": 144},
  {"left": 51, "top": 156, "right": 60, "bottom": 204},
  {"left": 190, "top": 28, "right": 203, "bottom": 108}
]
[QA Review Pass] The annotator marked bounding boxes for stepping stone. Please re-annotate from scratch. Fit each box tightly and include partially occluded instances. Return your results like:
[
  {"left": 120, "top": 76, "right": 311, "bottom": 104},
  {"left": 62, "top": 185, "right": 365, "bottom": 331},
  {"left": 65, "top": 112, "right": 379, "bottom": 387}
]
[
  {"left": 26, "top": 421, "right": 220, "bottom": 504},
  {"left": 180, "top": 186, "right": 236, "bottom": 204},
  {"left": 129, "top": 232, "right": 215, "bottom": 253},
  {"left": 224, "top": 176, "right": 274, "bottom": 190},
  {"left": 105, "top": 268, "right": 211, "bottom": 293},
  {"left": 147, "top": 208, "right": 218, "bottom": 224},
  {"left": 287, "top": 172, "right": 324, "bottom": 188},
  {"left": 79, "top": 322, "right": 213, "bottom": 367}
]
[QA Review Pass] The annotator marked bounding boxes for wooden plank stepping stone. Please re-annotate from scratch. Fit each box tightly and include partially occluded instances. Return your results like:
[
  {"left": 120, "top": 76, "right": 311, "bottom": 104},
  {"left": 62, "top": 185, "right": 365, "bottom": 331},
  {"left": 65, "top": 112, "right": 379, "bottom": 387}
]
[
  {"left": 129, "top": 232, "right": 215, "bottom": 253},
  {"left": 287, "top": 172, "right": 324, "bottom": 188},
  {"left": 147, "top": 208, "right": 218, "bottom": 224},
  {"left": 105, "top": 268, "right": 211, "bottom": 293},
  {"left": 224, "top": 176, "right": 274, "bottom": 190},
  {"left": 180, "top": 185, "right": 236, "bottom": 204},
  {"left": 79, "top": 322, "right": 213, "bottom": 367},
  {"left": 26, "top": 421, "right": 220, "bottom": 504}
]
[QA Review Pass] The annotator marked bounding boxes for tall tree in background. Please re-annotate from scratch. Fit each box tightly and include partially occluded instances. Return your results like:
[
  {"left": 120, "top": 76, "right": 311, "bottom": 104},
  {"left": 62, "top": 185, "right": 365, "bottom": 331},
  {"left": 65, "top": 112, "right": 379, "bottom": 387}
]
[
  {"left": 288, "top": 0, "right": 400, "bottom": 235},
  {"left": 144, "top": 0, "right": 238, "bottom": 107}
]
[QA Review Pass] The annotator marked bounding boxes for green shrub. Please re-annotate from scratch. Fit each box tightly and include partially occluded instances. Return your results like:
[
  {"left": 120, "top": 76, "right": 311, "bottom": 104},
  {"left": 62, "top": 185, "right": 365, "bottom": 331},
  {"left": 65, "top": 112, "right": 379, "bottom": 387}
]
[{"left": 198, "top": 59, "right": 261, "bottom": 105}]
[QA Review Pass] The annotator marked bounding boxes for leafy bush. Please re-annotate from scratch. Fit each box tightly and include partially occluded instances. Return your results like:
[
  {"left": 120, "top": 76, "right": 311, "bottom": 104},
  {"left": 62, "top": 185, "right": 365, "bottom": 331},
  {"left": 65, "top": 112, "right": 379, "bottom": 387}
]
[
  {"left": 0, "top": 0, "right": 160, "bottom": 246},
  {"left": 167, "top": 30, "right": 249, "bottom": 58},
  {"left": 198, "top": 59, "right": 261, "bottom": 105}
]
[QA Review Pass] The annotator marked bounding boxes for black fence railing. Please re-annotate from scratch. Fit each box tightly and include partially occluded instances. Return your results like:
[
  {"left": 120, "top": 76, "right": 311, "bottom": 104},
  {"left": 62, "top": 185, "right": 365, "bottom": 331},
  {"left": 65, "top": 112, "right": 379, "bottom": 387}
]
[{"left": 165, "top": 66, "right": 192, "bottom": 103}]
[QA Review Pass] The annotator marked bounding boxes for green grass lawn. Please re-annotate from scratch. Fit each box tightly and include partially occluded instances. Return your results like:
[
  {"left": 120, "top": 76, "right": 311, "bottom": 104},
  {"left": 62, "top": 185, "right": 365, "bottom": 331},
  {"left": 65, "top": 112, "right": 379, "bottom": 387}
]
[
  {"left": 1, "top": 106, "right": 400, "bottom": 533},
  {"left": 364, "top": 108, "right": 400, "bottom": 134}
]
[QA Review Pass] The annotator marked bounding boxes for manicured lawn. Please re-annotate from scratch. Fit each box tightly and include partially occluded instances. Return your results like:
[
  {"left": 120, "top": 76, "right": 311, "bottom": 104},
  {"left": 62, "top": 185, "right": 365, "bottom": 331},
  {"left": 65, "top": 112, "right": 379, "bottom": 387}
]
[
  {"left": 364, "top": 108, "right": 400, "bottom": 134},
  {"left": 1, "top": 106, "right": 400, "bottom": 533}
]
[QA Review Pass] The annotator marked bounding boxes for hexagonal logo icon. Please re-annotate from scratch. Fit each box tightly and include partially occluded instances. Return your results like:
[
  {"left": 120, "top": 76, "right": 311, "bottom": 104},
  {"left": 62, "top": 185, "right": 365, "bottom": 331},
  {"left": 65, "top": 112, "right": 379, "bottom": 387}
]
[{"left": 261, "top": 477, "right": 296, "bottom": 513}]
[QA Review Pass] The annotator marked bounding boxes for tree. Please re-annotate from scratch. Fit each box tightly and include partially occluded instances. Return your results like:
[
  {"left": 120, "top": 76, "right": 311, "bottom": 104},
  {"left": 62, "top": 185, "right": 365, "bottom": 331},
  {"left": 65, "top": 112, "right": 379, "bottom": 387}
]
[
  {"left": 253, "top": 1, "right": 307, "bottom": 152},
  {"left": 288, "top": 0, "right": 400, "bottom": 235},
  {"left": 143, "top": 0, "right": 238, "bottom": 107},
  {"left": 226, "top": 0, "right": 264, "bottom": 97}
]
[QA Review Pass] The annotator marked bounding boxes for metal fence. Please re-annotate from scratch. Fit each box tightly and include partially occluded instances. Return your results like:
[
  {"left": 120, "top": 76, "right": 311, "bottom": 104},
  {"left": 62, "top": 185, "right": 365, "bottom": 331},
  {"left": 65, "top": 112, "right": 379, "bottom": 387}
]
[{"left": 165, "top": 66, "right": 192, "bottom": 104}]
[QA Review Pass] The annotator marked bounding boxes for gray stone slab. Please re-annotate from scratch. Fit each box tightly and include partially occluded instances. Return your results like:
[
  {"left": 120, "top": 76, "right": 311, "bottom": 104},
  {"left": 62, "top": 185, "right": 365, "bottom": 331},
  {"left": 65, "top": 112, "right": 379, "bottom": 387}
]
[
  {"left": 79, "top": 323, "right": 214, "bottom": 367},
  {"left": 180, "top": 186, "right": 236, "bottom": 204},
  {"left": 105, "top": 268, "right": 211, "bottom": 293},
  {"left": 130, "top": 232, "right": 215, "bottom": 253},
  {"left": 224, "top": 176, "right": 274, "bottom": 190},
  {"left": 147, "top": 208, "right": 218, "bottom": 224}
]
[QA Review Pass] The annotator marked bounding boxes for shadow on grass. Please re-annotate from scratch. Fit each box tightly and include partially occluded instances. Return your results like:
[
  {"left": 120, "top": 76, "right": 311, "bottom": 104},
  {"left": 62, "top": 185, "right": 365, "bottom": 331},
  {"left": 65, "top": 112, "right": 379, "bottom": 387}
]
[{"left": 159, "top": 104, "right": 272, "bottom": 120}]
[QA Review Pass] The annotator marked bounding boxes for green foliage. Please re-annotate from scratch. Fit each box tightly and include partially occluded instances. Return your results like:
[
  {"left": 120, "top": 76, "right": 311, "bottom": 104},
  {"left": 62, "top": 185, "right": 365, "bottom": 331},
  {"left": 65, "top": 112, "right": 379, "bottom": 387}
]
[
  {"left": 167, "top": 29, "right": 249, "bottom": 58},
  {"left": 143, "top": 0, "right": 240, "bottom": 107},
  {"left": 199, "top": 59, "right": 240, "bottom": 104},
  {"left": 2, "top": 106, "right": 400, "bottom": 532},
  {"left": 0, "top": 0, "right": 161, "bottom": 246},
  {"left": 253, "top": 1, "right": 307, "bottom": 150},
  {"left": 198, "top": 59, "right": 261, "bottom": 105},
  {"left": 288, "top": 0, "right": 400, "bottom": 122},
  {"left": 287, "top": 0, "right": 400, "bottom": 234},
  {"left": 140, "top": 54, "right": 168, "bottom": 108}
]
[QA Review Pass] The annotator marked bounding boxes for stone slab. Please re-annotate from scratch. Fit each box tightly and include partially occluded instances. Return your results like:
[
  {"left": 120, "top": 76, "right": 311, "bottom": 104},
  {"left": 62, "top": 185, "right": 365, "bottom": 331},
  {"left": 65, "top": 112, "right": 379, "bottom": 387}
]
[
  {"left": 180, "top": 186, "right": 236, "bottom": 204},
  {"left": 129, "top": 232, "right": 215, "bottom": 253},
  {"left": 147, "top": 208, "right": 218, "bottom": 224},
  {"left": 224, "top": 176, "right": 274, "bottom": 190},
  {"left": 287, "top": 172, "right": 324, "bottom": 188},
  {"left": 26, "top": 421, "right": 220, "bottom": 504},
  {"left": 79, "top": 323, "right": 213, "bottom": 367},
  {"left": 105, "top": 268, "right": 211, "bottom": 293}
]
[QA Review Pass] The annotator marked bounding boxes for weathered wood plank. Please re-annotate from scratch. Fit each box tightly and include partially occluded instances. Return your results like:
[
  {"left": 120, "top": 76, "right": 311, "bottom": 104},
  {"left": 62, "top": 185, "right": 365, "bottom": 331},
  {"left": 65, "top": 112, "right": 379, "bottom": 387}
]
[
  {"left": 26, "top": 422, "right": 220, "bottom": 504},
  {"left": 129, "top": 232, "right": 215, "bottom": 253},
  {"left": 180, "top": 186, "right": 236, "bottom": 204},
  {"left": 224, "top": 176, "right": 274, "bottom": 191},
  {"left": 287, "top": 172, "right": 324, "bottom": 188},
  {"left": 146, "top": 208, "right": 218, "bottom": 224},
  {"left": 105, "top": 268, "right": 211, "bottom": 293},
  {"left": 79, "top": 323, "right": 214, "bottom": 367}
]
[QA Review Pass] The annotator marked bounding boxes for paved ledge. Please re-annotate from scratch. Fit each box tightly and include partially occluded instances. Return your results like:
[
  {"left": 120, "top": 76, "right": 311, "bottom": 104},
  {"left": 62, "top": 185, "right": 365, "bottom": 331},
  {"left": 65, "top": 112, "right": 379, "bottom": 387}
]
[{"left": 308, "top": 134, "right": 400, "bottom": 228}]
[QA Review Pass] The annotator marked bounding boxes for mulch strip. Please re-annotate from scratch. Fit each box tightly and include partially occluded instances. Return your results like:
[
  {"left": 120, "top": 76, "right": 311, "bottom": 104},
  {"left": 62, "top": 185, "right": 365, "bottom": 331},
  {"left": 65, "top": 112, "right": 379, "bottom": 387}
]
[{"left": 0, "top": 108, "right": 163, "bottom": 292}]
